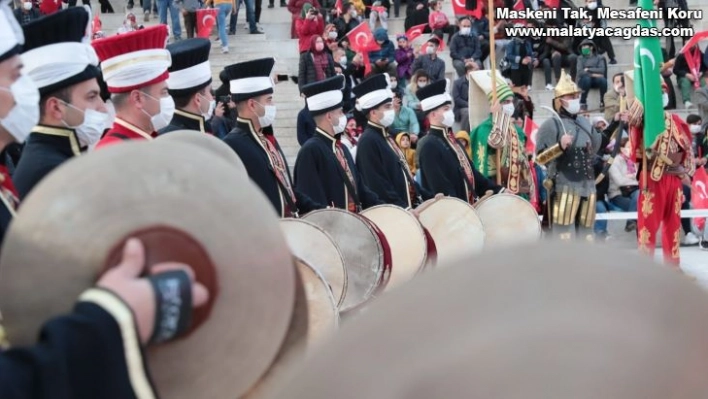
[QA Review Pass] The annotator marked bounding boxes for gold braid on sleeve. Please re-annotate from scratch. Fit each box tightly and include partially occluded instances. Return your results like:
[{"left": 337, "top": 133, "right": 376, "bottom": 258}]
[{"left": 536, "top": 143, "right": 564, "bottom": 166}]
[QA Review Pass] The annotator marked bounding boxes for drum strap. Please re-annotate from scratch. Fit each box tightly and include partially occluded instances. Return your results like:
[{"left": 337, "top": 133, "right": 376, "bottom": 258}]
[
  {"left": 437, "top": 132, "right": 476, "bottom": 204},
  {"left": 333, "top": 141, "right": 362, "bottom": 212},
  {"left": 255, "top": 132, "right": 299, "bottom": 217}
]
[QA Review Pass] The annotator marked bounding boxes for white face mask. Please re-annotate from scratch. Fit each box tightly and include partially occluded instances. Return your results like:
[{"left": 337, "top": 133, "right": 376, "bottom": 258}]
[
  {"left": 662, "top": 93, "right": 669, "bottom": 108},
  {"left": 333, "top": 114, "right": 347, "bottom": 134},
  {"left": 328, "top": 31, "right": 338, "bottom": 40},
  {"left": 350, "top": 10, "right": 358, "bottom": 18},
  {"left": 460, "top": 27, "right": 471, "bottom": 36},
  {"left": 587, "top": 1, "right": 597, "bottom": 10},
  {"left": 142, "top": 93, "right": 175, "bottom": 131},
  {"left": 690, "top": 124, "right": 702, "bottom": 134},
  {"left": 502, "top": 103, "right": 515, "bottom": 116},
  {"left": 614, "top": 85, "right": 623, "bottom": 93},
  {"left": 23, "top": 2, "right": 32, "bottom": 10},
  {"left": 339, "top": 56, "right": 348, "bottom": 66},
  {"left": 0, "top": 75, "right": 40, "bottom": 143},
  {"left": 442, "top": 109, "right": 455, "bottom": 127},
  {"left": 379, "top": 109, "right": 395, "bottom": 127},
  {"left": 390, "top": 81, "right": 398, "bottom": 89},
  {"left": 198, "top": 94, "right": 215, "bottom": 119},
  {"left": 61, "top": 102, "right": 109, "bottom": 147},
  {"left": 563, "top": 98, "right": 581, "bottom": 114},
  {"left": 426, "top": 46, "right": 436, "bottom": 55},
  {"left": 256, "top": 101, "right": 277, "bottom": 127},
  {"left": 104, "top": 100, "right": 116, "bottom": 130},
  {"left": 417, "top": 81, "right": 427, "bottom": 88}
]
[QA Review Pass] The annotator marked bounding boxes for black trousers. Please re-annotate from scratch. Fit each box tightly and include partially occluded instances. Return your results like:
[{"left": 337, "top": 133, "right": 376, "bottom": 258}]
[
  {"left": 255, "top": 0, "right": 262, "bottom": 23},
  {"left": 184, "top": 10, "right": 197, "bottom": 38}
]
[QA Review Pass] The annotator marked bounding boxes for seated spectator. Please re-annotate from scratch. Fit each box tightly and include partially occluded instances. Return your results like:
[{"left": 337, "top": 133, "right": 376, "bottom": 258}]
[
  {"left": 324, "top": 24, "right": 340, "bottom": 52},
  {"left": 346, "top": 52, "right": 367, "bottom": 88},
  {"left": 470, "top": 14, "right": 490, "bottom": 66},
  {"left": 342, "top": 117, "right": 360, "bottom": 158},
  {"left": 404, "top": 0, "right": 429, "bottom": 32},
  {"left": 297, "top": 104, "right": 317, "bottom": 145},
  {"left": 404, "top": 69, "right": 429, "bottom": 128},
  {"left": 580, "top": 0, "right": 617, "bottom": 64},
  {"left": 391, "top": 91, "right": 420, "bottom": 137},
  {"left": 13, "top": 0, "right": 40, "bottom": 23},
  {"left": 298, "top": 36, "right": 335, "bottom": 91},
  {"left": 674, "top": 44, "right": 707, "bottom": 109},
  {"left": 455, "top": 131, "right": 472, "bottom": 160},
  {"left": 449, "top": 16, "right": 482, "bottom": 78},
  {"left": 389, "top": 74, "right": 402, "bottom": 97},
  {"left": 696, "top": 83, "right": 708, "bottom": 123},
  {"left": 369, "top": 27, "right": 397, "bottom": 77},
  {"left": 593, "top": 140, "right": 612, "bottom": 241},
  {"left": 117, "top": 12, "right": 144, "bottom": 33},
  {"left": 296, "top": 3, "right": 325, "bottom": 53},
  {"left": 452, "top": 65, "right": 473, "bottom": 132},
  {"left": 687, "top": 114, "right": 706, "bottom": 160},
  {"left": 576, "top": 39, "right": 607, "bottom": 111},
  {"left": 493, "top": 18, "right": 512, "bottom": 62},
  {"left": 395, "top": 132, "right": 417, "bottom": 174},
  {"left": 427, "top": 0, "right": 455, "bottom": 45},
  {"left": 512, "top": 83, "right": 534, "bottom": 120},
  {"left": 395, "top": 35, "right": 416, "bottom": 84},
  {"left": 333, "top": 2, "right": 360, "bottom": 39},
  {"left": 411, "top": 37, "right": 445, "bottom": 82},
  {"left": 604, "top": 73, "right": 626, "bottom": 123},
  {"left": 608, "top": 138, "right": 639, "bottom": 232},
  {"left": 367, "top": 0, "right": 390, "bottom": 31},
  {"left": 504, "top": 29, "right": 534, "bottom": 88}
]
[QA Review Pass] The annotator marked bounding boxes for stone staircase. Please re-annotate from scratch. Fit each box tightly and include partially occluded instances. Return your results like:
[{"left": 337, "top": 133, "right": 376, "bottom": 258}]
[{"left": 96, "top": 0, "right": 707, "bottom": 164}]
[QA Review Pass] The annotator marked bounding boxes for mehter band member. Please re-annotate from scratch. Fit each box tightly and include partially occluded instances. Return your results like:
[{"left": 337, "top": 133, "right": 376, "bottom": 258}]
[
  {"left": 13, "top": 7, "right": 107, "bottom": 199},
  {"left": 416, "top": 78, "right": 502, "bottom": 203},
  {"left": 535, "top": 70, "right": 602, "bottom": 241},
  {"left": 223, "top": 57, "right": 322, "bottom": 217},
  {"left": 354, "top": 73, "right": 429, "bottom": 208},
  {"left": 160, "top": 38, "right": 214, "bottom": 135},
  {"left": 294, "top": 75, "right": 381, "bottom": 211},
  {"left": 92, "top": 25, "right": 173, "bottom": 148}
]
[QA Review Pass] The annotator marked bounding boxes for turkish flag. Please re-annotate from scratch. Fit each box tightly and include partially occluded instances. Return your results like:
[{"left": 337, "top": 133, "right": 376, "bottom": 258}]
[
  {"left": 451, "top": 0, "right": 482, "bottom": 19},
  {"left": 196, "top": 9, "right": 218, "bottom": 38},
  {"left": 680, "top": 31, "right": 708, "bottom": 89},
  {"left": 334, "top": 0, "right": 342, "bottom": 14},
  {"left": 692, "top": 166, "right": 708, "bottom": 231},
  {"left": 523, "top": 116, "right": 538, "bottom": 155},
  {"left": 405, "top": 23, "right": 427, "bottom": 43},
  {"left": 91, "top": 14, "right": 102, "bottom": 37},
  {"left": 346, "top": 22, "right": 381, "bottom": 75},
  {"left": 543, "top": 0, "right": 559, "bottom": 7}
]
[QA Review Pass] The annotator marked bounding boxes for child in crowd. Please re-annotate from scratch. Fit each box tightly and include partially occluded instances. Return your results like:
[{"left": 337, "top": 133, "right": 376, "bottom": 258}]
[{"left": 396, "top": 132, "right": 417, "bottom": 175}]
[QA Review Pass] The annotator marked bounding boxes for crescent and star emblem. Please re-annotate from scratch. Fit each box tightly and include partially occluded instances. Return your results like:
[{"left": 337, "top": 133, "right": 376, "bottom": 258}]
[
  {"left": 202, "top": 13, "right": 215, "bottom": 26},
  {"left": 355, "top": 32, "right": 369, "bottom": 48},
  {"left": 696, "top": 181, "right": 708, "bottom": 200}
]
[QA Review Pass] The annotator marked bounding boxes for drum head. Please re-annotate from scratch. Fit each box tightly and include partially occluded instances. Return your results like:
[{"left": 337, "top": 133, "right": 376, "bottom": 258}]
[
  {"left": 475, "top": 194, "right": 542, "bottom": 249},
  {"left": 303, "top": 209, "right": 386, "bottom": 312},
  {"left": 417, "top": 197, "right": 485, "bottom": 267},
  {"left": 280, "top": 219, "right": 348, "bottom": 308},
  {"left": 361, "top": 205, "right": 427, "bottom": 291},
  {"left": 0, "top": 141, "right": 295, "bottom": 399},
  {"left": 295, "top": 258, "right": 339, "bottom": 342}
]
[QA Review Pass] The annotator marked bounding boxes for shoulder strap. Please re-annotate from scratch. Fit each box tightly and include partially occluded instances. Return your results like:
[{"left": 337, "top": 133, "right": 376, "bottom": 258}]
[
  {"left": 267, "top": 164, "right": 300, "bottom": 216},
  {"left": 331, "top": 155, "right": 362, "bottom": 210}
]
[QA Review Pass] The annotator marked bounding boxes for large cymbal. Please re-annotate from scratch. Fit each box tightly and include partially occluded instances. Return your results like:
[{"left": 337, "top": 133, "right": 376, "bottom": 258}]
[
  {"left": 156, "top": 130, "right": 246, "bottom": 172},
  {"left": 0, "top": 140, "right": 295, "bottom": 399},
  {"left": 266, "top": 242, "right": 708, "bottom": 399}
]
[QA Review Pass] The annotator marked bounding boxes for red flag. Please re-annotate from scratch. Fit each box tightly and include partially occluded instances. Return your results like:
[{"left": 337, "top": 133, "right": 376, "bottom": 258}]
[
  {"left": 513, "top": 0, "right": 524, "bottom": 10},
  {"left": 451, "top": 0, "right": 482, "bottom": 19},
  {"left": 334, "top": 0, "right": 343, "bottom": 14},
  {"left": 346, "top": 22, "right": 380, "bottom": 75},
  {"left": 367, "top": 5, "right": 387, "bottom": 14},
  {"left": 529, "top": 161, "right": 540, "bottom": 213},
  {"left": 196, "top": 9, "right": 218, "bottom": 38},
  {"left": 91, "top": 15, "right": 103, "bottom": 37},
  {"left": 680, "top": 31, "right": 708, "bottom": 89},
  {"left": 405, "top": 23, "right": 427, "bottom": 43},
  {"left": 523, "top": 116, "right": 538, "bottom": 155},
  {"left": 543, "top": 0, "right": 560, "bottom": 7},
  {"left": 692, "top": 167, "right": 708, "bottom": 231}
]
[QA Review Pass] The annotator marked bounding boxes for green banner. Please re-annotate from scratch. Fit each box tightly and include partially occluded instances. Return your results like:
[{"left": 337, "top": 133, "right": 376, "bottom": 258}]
[{"left": 634, "top": 0, "right": 665, "bottom": 149}]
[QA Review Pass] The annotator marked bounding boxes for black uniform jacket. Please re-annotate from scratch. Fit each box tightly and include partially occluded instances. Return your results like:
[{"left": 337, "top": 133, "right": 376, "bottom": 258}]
[
  {"left": 294, "top": 128, "right": 381, "bottom": 210},
  {"left": 0, "top": 288, "right": 157, "bottom": 399},
  {"left": 159, "top": 109, "right": 211, "bottom": 135},
  {"left": 355, "top": 121, "right": 417, "bottom": 208},
  {"left": 418, "top": 125, "right": 501, "bottom": 201},
  {"left": 223, "top": 118, "right": 322, "bottom": 217},
  {"left": 13, "top": 125, "right": 83, "bottom": 200}
]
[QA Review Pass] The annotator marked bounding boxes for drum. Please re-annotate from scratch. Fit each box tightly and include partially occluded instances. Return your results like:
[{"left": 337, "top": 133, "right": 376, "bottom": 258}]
[
  {"left": 303, "top": 209, "right": 391, "bottom": 312},
  {"left": 474, "top": 193, "right": 542, "bottom": 249},
  {"left": 416, "top": 197, "right": 485, "bottom": 267},
  {"left": 360, "top": 205, "right": 428, "bottom": 291},
  {"left": 295, "top": 257, "right": 339, "bottom": 343},
  {"left": 280, "top": 219, "right": 348, "bottom": 308}
]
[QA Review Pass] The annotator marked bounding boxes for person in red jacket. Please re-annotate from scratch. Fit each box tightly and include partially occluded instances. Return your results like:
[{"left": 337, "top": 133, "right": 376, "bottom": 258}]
[
  {"left": 91, "top": 25, "right": 174, "bottom": 148},
  {"left": 628, "top": 78, "right": 695, "bottom": 267},
  {"left": 295, "top": 2, "right": 324, "bottom": 52},
  {"left": 289, "top": 0, "right": 321, "bottom": 39}
]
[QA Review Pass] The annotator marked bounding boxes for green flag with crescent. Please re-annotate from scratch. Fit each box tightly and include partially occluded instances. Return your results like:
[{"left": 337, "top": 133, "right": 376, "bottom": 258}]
[{"left": 634, "top": 0, "right": 664, "bottom": 149}]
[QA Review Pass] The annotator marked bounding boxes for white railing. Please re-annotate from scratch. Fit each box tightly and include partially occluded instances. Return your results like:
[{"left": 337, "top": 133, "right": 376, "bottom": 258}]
[{"left": 595, "top": 209, "right": 708, "bottom": 221}]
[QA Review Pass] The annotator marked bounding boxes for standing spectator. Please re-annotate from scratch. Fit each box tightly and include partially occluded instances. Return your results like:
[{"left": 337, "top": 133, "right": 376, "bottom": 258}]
[
  {"left": 296, "top": 3, "right": 325, "bottom": 52},
  {"left": 658, "top": 0, "right": 690, "bottom": 59},
  {"left": 411, "top": 37, "right": 445, "bottom": 82},
  {"left": 289, "top": 0, "right": 321, "bottom": 38},
  {"left": 427, "top": 0, "right": 454, "bottom": 45},
  {"left": 504, "top": 30, "right": 534, "bottom": 88},
  {"left": 391, "top": 91, "right": 420, "bottom": 136},
  {"left": 269, "top": 0, "right": 286, "bottom": 10},
  {"left": 254, "top": 0, "right": 264, "bottom": 30},
  {"left": 298, "top": 35, "right": 336, "bottom": 91},
  {"left": 210, "top": 0, "right": 235, "bottom": 53},
  {"left": 449, "top": 16, "right": 482, "bottom": 78},
  {"left": 156, "top": 0, "right": 183, "bottom": 41},
  {"left": 576, "top": 39, "right": 607, "bottom": 111},
  {"left": 182, "top": 0, "right": 199, "bottom": 38},
  {"left": 394, "top": 34, "right": 415, "bottom": 84},
  {"left": 142, "top": 0, "right": 157, "bottom": 21},
  {"left": 13, "top": 0, "right": 39, "bottom": 23},
  {"left": 674, "top": 45, "right": 706, "bottom": 109},
  {"left": 332, "top": 3, "right": 359, "bottom": 39},
  {"left": 367, "top": 0, "right": 389, "bottom": 31},
  {"left": 452, "top": 65, "right": 472, "bottom": 132},
  {"left": 324, "top": 23, "right": 339, "bottom": 52},
  {"left": 369, "top": 28, "right": 397, "bottom": 77},
  {"left": 404, "top": 0, "right": 428, "bottom": 32}
]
